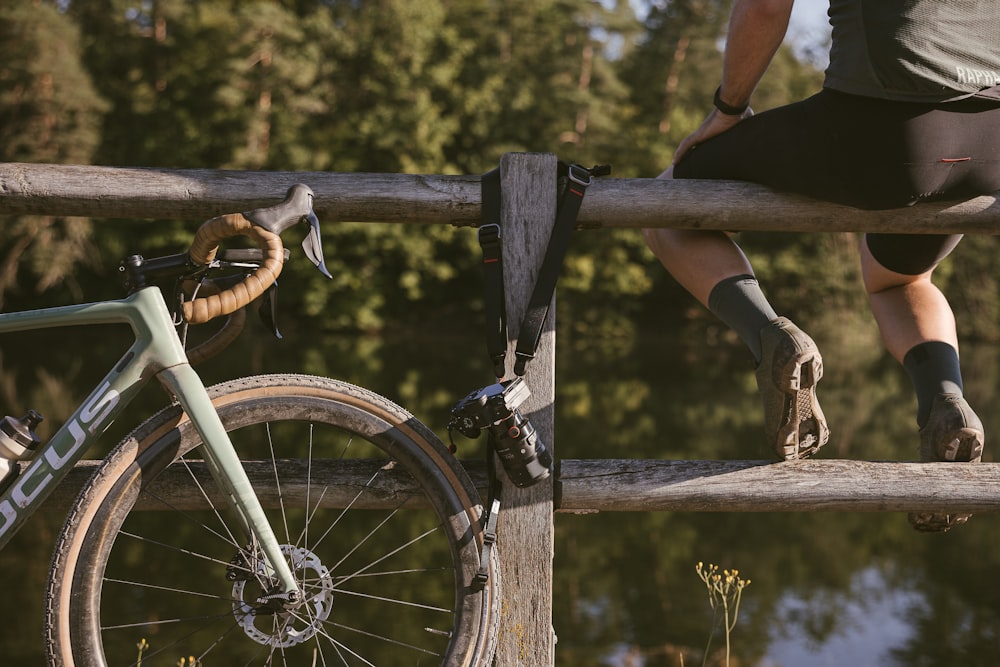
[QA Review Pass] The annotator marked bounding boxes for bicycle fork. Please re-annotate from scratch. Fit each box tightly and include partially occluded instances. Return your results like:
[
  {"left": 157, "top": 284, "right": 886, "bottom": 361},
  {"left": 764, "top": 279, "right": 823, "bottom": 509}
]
[{"left": 157, "top": 364, "right": 303, "bottom": 608}]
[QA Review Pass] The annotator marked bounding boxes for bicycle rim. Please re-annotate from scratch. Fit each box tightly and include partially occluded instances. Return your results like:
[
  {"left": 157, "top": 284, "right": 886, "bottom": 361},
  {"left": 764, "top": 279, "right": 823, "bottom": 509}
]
[{"left": 46, "top": 374, "right": 499, "bottom": 667}]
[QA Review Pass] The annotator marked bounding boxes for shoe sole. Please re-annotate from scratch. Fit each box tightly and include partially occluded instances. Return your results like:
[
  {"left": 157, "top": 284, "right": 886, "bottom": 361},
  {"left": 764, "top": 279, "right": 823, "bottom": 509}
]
[
  {"left": 908, "top": 396, "right": 984, "bottom": 533},
  {"left": 937, "top": 428, "right": 985, "bottom": 463},
  {"left": 774, "top": 350, "right": 829, "bottom": 461},
  {"left": 908, "top": 511, "right": 971, "bottom": 533}
]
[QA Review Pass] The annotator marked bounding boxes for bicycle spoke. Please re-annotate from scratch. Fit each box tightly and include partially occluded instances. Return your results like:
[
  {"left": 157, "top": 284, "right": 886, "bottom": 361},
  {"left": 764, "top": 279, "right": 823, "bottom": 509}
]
[
  {"left": 102, "top": 576, "right": 234, "bottom": 602},
  {"left": 326, "top": 506, "right": 401, "bottom": 572},
  {"left": 192, "top": 615, "right": 252, "bottom": 666},
  {"left": 326, "top": 620, "right": 441, "bottom": 658},
  {"left": 120, "top": 614, "right": 243, "bottom": 666},
  {"left": 101, "top": 611, "right": 231, "bottom": 631},
  {"left": 134, "top": 485, "right": 241, "bottom": 552},
  {"left": 331, "top": 566, "right": 450, "bottom": 579},
  {"left": 297, "top": 483, "right": 332, "bottom": 551},
  {"left": 328, "top": 587, "right": 451, "bottom": 614},
  {"left": 303, "top": 423, "right": 315, "bottom": 554},
  {"left": 312, "top": 625, "right": 377, "bottom": 667},
  {"left": 117, "top": 529, "right": 239, "bottom": 571},
  {"left": 302, "top": 466, "right": 384, "bottom": 553},
  {"left": 333, "top": 524, "right": 444, "bottom": 590},
  {"left": 178, "top": 452, "right": 243, "bottom": 548},
  {"left": 265, "top": 422, "right": 292, "bottom": 545}
]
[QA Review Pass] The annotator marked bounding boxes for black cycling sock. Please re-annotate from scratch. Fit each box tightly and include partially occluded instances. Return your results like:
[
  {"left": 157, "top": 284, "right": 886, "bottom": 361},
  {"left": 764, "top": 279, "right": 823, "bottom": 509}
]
[
  {"left": 902, "top": 341, "right": 964, "bottom": 428},
  {"left": 707, "top": 274, "right": 778, "bottom": 364}
]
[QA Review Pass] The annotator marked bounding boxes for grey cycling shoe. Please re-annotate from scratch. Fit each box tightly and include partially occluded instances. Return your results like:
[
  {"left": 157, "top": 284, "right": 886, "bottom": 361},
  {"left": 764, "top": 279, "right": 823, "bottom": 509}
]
[
  {"left": 755, "top": 318, "right": 830, "bottom": 460},
  {"left": 908, "top": 393, "right": 985, "bottom": 533}
]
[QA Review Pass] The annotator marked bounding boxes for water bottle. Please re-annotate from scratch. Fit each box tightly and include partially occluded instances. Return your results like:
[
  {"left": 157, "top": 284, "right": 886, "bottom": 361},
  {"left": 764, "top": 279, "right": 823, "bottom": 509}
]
[{"left": 0, "top": 411, "right": 43, "bottom": 486}]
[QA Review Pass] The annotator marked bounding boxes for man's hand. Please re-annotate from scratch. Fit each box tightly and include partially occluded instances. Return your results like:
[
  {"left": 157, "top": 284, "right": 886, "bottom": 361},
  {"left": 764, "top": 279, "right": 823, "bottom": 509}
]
[{"left": 672, "top": 106, "right": 754, "bottom": 165}]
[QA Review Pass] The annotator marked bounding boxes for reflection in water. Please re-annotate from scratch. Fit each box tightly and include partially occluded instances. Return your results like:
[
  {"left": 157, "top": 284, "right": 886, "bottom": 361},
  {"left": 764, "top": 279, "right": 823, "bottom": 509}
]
[
  {"left": 552, "top": 321, "right": 1000, "bottom": 667},
  {"left": 1, "top": 319, "right": 998, "bottom": 665},
  {"left": 768, "top": 567, "right": 921, "bottom": 667}
]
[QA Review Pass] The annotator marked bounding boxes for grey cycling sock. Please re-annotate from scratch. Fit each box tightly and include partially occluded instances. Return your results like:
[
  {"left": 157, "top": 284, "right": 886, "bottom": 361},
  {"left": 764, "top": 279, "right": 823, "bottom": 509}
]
[
  {"left": 707, "top": 274, "right": 778, "bottom": 364},
  {"left": 903, "top": 341, "right": 964, "bottom": 428}
]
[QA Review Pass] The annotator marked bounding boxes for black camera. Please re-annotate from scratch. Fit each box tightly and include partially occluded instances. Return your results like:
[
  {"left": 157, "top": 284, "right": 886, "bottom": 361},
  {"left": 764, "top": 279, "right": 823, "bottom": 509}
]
[{"left": 448, "top": 377, "right": 552, "bottom": 488}]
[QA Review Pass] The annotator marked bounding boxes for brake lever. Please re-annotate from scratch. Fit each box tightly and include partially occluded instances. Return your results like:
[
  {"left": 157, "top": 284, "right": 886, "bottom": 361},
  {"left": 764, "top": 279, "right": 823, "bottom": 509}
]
[
  {"left": 243, "top": 184, "right": 332, "bottom": 279},
  {"left": 301, "top": 209, "right": 332, "bottom": 279},
  {"left": 258, "top": 283, "right": 282, "bottom": 340}
]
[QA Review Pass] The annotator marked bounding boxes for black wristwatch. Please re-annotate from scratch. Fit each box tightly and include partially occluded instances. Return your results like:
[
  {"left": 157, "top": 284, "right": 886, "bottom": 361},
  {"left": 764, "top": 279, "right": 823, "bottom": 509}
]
[{"left": 713, "top": 86, "right": 749, "bottom": 116}]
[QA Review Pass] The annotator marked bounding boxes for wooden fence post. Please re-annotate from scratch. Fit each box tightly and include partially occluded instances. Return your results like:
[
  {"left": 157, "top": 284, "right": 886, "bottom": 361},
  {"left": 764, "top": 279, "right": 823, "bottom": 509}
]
[{"left": 493, "top": 152, "right": 558, "bottom": 666}]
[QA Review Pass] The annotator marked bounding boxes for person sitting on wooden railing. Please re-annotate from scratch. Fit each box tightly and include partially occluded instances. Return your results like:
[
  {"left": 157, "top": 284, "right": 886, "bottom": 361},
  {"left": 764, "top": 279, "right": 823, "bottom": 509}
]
[{"left": 642, "top": 0, "right": 1000, "bottom": 533}]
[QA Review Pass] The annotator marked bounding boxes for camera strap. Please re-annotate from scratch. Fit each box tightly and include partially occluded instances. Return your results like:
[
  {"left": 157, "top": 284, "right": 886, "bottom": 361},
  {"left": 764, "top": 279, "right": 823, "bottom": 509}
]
[
  {"left": 478, "top": 167, "right": 506, "bottom": 379},
  {"left": 477, "top": 162, "right": 609, "bottom": 379},
  {"left": 469, "top": 161, "right": 608, "bottom": 589},
  {"left": 512, "top": 162, "right": 608, "bottom": 376}
]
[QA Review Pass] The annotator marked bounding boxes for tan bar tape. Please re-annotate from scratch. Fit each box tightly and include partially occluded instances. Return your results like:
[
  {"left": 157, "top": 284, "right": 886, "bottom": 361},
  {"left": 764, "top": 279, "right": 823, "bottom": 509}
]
[
  {"left": 183, "top": 213, "right": 284, "bottom": 324},
  {"left": 180, "top": 279, "right": 247, "bottom": 365}
]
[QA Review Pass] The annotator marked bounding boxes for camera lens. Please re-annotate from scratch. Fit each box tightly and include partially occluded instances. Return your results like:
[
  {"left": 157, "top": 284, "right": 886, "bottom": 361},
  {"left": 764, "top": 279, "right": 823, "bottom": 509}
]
[{"left": 491, "top": 411, "right": 552, "bottom": 487}]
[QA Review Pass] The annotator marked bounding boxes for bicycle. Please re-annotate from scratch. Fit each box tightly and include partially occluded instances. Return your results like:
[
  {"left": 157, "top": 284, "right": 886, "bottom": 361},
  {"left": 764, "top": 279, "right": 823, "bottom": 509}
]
[{"left": 0, "top": 184, "right": 499, "bottom": 666}]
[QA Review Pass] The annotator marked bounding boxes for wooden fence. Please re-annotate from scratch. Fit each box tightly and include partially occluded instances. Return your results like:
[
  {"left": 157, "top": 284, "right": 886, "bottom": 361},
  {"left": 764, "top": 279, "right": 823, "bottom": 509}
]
[{"left": 3, "top": 155, "right": 1000, "bottom": 667}]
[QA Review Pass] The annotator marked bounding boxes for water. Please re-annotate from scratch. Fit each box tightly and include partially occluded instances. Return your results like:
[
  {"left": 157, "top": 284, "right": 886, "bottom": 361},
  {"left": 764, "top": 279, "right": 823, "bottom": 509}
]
[
  {"left": 764, "top": 567, "right": 922, "bottom": 667},
  {"left": 1, "top": 317, "right": 998, "bottom": 665}
]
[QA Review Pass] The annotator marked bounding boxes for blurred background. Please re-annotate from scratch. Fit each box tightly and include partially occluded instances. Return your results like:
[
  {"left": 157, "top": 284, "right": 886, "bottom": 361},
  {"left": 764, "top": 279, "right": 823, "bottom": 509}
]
[{"left": 3, "top": 2, "right": 999, "bottom": 665}]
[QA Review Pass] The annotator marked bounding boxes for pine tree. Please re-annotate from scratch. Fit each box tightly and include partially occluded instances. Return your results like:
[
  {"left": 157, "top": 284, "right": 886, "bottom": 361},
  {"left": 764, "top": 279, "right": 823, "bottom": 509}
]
[{"left": 0, "top": 2, "right": 107, "bottom": 308}]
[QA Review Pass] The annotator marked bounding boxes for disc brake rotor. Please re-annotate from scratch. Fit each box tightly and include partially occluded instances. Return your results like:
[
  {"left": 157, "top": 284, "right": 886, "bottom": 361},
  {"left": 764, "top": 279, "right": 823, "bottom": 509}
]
[{"left": 232, "top": 544, "right": 335, "bottom": 647}]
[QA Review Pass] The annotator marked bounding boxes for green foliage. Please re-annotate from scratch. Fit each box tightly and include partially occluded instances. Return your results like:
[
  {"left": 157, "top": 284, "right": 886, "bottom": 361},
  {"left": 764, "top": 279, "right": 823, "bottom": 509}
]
[
  {"left": 0, "top": 3, "right": 107, "bottom": 310},
  {"left": 6, "top": 0, "right": 988, "bottom": 351},
  {"left": 0, "top": 3, "right": 106, "bottom": 164}
]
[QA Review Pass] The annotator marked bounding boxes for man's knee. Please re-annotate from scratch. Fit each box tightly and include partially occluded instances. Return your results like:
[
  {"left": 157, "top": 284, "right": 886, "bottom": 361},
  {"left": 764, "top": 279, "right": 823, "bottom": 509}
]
[
  {"left": 864, "top": 233, "right": 963, "bottom": 278},
  {"left": 861, "top": 234, "right": 941, "bottom": 293}
]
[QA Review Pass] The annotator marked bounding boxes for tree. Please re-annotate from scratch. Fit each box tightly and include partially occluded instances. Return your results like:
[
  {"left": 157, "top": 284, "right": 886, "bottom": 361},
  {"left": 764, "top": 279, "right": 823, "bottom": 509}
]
[{"left": 0, "top": 2, "right": 107, "bottom": 309}]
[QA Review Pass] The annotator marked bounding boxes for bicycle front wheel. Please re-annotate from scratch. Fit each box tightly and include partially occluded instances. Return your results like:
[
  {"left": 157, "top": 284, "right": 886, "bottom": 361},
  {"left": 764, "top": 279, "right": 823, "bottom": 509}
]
[{"left": 46, "top": 374, "right": 500, "bottom": 666}]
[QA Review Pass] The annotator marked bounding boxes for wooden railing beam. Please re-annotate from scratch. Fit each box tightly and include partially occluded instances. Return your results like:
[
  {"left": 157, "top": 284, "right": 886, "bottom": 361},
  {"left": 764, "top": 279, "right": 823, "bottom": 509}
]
[
  {"left": 2, "top": 162, "right": 998, "bottom": 233},
  {"left": 555, "top": 459, "right": 1000, "bottom": 513},
  {"left": 44, "top": 458, "right": 1000, "bottom": 515}
]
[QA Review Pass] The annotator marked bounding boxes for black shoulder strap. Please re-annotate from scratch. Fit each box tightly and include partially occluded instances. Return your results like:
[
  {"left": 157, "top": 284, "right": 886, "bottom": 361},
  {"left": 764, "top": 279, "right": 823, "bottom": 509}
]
[
  {"left": 512, "top": 163, "right": 605, "bottom": 376},
  {"left": 479, "top": 168, "right": 507, "bottom": 379},
  {"left": 477, "top": 162, "right": 609, "bottom": 379}
]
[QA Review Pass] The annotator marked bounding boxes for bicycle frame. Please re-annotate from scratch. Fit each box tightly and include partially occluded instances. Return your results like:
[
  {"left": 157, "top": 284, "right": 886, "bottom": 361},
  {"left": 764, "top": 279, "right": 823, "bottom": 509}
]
[{"left": 0, "top": 287, "right": 300, "bottom": 595}]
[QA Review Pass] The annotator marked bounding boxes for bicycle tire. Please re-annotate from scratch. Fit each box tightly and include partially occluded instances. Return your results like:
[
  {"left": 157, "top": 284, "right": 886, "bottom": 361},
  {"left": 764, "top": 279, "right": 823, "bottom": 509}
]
[{"left": 45, "top": 374, "right": 500, "bottom": 667}]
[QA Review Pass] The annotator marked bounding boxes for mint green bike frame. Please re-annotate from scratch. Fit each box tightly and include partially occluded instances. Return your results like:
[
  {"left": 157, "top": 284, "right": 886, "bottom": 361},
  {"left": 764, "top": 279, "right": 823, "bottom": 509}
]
[{"left": 0, "top": 287, "right": 300, "bottom": 596}]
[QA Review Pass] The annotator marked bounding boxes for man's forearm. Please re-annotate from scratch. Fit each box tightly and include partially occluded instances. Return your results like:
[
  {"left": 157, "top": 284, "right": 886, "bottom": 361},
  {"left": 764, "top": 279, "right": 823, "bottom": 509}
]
[{"left": 718, "top": 0, "right": 794, "bottom": 110}]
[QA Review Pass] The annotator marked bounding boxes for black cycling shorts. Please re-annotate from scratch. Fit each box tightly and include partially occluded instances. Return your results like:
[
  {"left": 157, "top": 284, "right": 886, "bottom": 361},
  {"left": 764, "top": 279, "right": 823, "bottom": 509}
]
[{"left": 673, "top": 88, "right": 1000, "bottom": 275}]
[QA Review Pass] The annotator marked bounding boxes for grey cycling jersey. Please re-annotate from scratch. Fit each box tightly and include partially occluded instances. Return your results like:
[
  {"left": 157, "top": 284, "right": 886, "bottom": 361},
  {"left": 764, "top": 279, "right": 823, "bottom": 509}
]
[{"left": 824, "top": 0, "right": 1000, "bottom": 102}]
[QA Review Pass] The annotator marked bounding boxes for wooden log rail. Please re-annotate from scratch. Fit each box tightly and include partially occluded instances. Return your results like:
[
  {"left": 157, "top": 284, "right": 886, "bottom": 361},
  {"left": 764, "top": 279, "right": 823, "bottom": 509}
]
[
  {"left": 3, "top": 156, "right": 999, "bottom": 667},
  {"left": 41, "top": 458, "right": 1000, "bottom": 515},
  {"left": 2, "top": 161, "right": 999, "bottom": 232}
]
